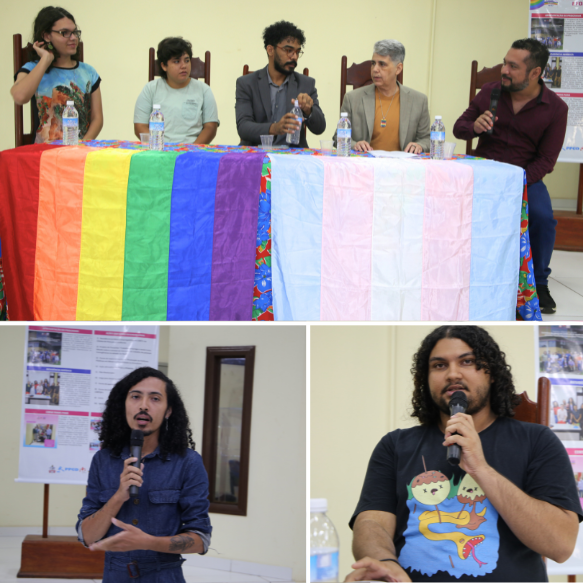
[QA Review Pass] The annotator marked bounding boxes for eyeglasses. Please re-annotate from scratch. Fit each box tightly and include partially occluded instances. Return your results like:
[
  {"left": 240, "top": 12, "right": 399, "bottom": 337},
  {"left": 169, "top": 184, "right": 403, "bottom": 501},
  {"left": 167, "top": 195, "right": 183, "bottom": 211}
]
[
  {"left": 51, "top": 29, "right": 82, "bottom": 39},
  {"left": 276, "top": 45, "right": 304, "bottom": 59}
]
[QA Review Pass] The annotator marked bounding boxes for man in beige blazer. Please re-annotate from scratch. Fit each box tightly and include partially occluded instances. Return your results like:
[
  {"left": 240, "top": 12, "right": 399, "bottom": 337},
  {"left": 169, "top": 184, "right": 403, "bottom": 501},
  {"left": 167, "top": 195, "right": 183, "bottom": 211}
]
[{"left": 338, "top": 40, "right": 430, "bottom": 153}]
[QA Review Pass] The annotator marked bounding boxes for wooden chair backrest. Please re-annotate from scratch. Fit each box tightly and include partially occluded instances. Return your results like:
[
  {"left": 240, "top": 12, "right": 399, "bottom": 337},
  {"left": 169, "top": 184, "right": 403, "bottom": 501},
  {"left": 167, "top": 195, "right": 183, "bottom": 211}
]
[
  {"left": 340, "top": 56, "right": 403, "bottom": 109},
  {"left": 13, "top": 33, "right": 84, "bottom": 147},
  {"left": 513, "top": 377, "right": 550, "bottom": 425},
  {"left": 465, "top": 60, "right": 503, "bottom": 155},
  {"left": 148, "top": 48, "right": 211, "bottom": 85}
]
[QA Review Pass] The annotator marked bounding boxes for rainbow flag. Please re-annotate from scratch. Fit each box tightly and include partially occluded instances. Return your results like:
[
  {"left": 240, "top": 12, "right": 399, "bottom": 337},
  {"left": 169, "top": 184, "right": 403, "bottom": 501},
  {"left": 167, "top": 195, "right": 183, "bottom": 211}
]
[
  {"left": 0, "top": 144, "right": 263, "bottom": 321},
  {"left": 0, "top": 143, "right": 540, "bottom": 321},
  {"left": 269, "top": 155, "right": 527, "bottom": 321}
]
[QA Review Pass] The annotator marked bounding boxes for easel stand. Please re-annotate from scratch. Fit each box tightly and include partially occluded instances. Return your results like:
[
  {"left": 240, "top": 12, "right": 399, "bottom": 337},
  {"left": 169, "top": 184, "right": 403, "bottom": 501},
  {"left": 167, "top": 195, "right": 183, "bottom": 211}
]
[
  {"left": 554, "top": 163, "right": 583, "bottom": 252},
  {"left": 17, "top": 484, "right": 105, "bottom": 578}
]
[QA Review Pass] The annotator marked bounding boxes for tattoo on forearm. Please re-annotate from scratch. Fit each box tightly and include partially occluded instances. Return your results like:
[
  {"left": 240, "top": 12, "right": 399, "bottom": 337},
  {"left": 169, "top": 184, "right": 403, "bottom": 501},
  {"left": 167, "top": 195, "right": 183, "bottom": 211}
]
[{"left": 169, "top": 533, "right": 196, "bottom": 552}]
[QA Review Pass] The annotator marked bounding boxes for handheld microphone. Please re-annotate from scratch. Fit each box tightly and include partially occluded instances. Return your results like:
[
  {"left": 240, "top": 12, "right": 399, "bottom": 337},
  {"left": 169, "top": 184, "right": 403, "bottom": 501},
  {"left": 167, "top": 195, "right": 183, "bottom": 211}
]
[
  {"left": 486, "top": 87, "right": 501, "bottom": 135},
  {"left": 446, "top": 391, "right": 468, "bottom": 466},
  {"left": 129, "top": 429, "right": 143, "bottom": 497}
]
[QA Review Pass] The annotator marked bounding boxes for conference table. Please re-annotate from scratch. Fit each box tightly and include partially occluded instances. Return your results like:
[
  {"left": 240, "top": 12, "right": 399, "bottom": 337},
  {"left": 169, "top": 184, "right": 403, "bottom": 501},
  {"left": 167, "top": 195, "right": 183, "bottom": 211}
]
[{"left": 0, "top": 140, "right": 541, "bottom": 321}]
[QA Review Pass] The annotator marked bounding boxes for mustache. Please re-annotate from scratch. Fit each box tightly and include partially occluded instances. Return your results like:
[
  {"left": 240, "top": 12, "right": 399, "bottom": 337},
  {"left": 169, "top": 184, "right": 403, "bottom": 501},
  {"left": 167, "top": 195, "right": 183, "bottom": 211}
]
[
  {"left": 134, "top": 412, "right": 152, "bottom": 421},
  {"left": 442, "top": 383, "right": 468, "bottom": 395},
  {"left": 285, "top": 61, "right": 297, "bottom": 67}
]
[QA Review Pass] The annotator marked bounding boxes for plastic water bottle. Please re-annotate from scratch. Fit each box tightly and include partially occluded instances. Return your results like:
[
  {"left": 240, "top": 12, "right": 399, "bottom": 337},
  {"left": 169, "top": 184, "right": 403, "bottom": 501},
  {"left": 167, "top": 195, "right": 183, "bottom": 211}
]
[
  {"left": 286, "top": 99, "right": 303, "bottom": 145},
  {"left": 149, "top": 104, "right": 164, "bottom": 151},
  {"left": 430, "top": 115, "right": 445, "bottom": 160},
  {"left": 62, "top": 101, "right": 79, "bottom": 146},
  {"left": 337, "top": 113, "right": 351, "bottom": 157},
  {"left": 310, "top": 499, "right": 339, "bottom": 582}
]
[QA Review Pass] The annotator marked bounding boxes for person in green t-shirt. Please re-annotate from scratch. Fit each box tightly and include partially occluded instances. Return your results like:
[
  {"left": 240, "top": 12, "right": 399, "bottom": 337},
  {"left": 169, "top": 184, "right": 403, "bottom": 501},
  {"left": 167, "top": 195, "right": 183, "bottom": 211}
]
[{"left": 134, "top": 37, "right": 219, "bottom": 144}]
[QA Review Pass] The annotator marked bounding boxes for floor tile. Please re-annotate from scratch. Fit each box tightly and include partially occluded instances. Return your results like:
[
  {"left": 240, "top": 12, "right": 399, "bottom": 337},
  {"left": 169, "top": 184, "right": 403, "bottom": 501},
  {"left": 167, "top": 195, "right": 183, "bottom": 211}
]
[{"left": 543, "top": 279, "right": 583, "bottom": 321}]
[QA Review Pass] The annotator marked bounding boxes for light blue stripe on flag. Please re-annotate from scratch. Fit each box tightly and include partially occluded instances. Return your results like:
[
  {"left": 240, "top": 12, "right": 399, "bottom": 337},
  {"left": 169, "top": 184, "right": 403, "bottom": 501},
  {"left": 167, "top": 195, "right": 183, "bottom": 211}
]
[
  {"left": 457, "top": 159, "right": 524, "bottom": 320},
  {"left": 270, "top": 155, "right": 325, "bottom": 321}
]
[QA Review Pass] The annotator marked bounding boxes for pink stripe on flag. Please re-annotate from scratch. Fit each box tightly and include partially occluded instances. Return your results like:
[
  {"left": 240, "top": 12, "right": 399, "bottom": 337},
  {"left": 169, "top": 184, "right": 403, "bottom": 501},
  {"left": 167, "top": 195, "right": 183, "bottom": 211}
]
[
  {"left": 320, "top": 158, "right": 374, "bottom": 320},
  {"left": 421, "top": 162, "right": 474, "bottom": 321}
]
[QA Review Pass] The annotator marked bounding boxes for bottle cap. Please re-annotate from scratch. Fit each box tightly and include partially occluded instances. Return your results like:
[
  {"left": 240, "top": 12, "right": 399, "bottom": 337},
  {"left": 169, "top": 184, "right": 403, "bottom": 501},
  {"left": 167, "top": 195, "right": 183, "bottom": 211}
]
[
  {"left": 341, "top": 112, "right": 349, "bottom": 117},
  {"left": 294, "top": 99, "right": 299, "bottom": 107},
  {"left": 310, "top": 498, "right": 328, "bottom": 513},
  {"left": 435, "top": 115, "right": 442, "bottom": 119},
  {"left": 153, "top": 104, "right": 161, "bottom": 109},
  {"left": 66, "top": 101, "right": 74, "bottom": 105}
]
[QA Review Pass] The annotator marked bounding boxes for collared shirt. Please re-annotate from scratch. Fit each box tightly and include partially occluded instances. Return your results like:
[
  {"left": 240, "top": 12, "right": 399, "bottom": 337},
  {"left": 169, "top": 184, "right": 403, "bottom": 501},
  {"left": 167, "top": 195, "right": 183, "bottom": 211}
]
[
  {"left": 452, "top": 80, "right": 568, "bottom": 185},
  {"left": 267, "top": 69, "right": 290, "bottom": 146},
  {"left": 76, "top": 445, "right": 211, "bottom": 572}
]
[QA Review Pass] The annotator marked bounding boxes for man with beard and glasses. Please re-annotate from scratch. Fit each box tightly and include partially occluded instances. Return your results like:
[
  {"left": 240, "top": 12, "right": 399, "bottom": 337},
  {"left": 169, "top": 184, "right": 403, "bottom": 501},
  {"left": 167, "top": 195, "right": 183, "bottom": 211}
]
[
  {"left": 453, "top": 39, "right": 568, "bottom": 316},
  {"left": 76, "top": 367, "right": 211, "bottom": 583},
  {"left": 235, "top": 20, "right": 326, "bottom": 148},
  {"left": 345, "top": 326, "right": 581, "bottom": 583}
]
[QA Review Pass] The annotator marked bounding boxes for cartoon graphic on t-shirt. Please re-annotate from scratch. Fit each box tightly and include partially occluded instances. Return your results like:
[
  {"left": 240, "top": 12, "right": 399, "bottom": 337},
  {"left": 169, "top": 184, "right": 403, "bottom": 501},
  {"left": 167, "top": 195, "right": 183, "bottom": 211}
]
[{"left": 399, "top": 458, "right": 499, "bottom": 579}]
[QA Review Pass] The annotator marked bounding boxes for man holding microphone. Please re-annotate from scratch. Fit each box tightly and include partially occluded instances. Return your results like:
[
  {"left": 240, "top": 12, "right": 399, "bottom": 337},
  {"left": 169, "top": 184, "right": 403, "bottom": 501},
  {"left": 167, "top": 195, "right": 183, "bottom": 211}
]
[
  {"left": 453, "top": 39, "right": 568, "bottom": 315},
  {"left": 76, "top": 367, "right": 211, "bottom": 582},
  {"left": 346, "top": 326, "right": 580, "bottom": 582}
]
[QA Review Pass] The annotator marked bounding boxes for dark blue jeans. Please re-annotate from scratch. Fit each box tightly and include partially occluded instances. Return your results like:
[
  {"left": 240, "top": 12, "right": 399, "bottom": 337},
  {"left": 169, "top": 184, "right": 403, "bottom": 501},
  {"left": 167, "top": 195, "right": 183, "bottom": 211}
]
[{"left": 527, "top": 180, "right": 557, "bottom": 286}]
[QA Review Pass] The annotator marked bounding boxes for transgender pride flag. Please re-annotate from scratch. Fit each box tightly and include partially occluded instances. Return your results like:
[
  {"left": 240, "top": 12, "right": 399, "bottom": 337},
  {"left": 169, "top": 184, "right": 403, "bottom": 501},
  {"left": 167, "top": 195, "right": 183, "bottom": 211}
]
[{"left": 269, "top": 156, "right": 525, "bottom": 321}]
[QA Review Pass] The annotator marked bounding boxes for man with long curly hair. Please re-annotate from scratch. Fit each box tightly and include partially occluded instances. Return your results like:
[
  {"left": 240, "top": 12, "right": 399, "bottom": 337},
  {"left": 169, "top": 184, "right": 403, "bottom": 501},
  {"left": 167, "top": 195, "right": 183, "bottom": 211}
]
[
  {"left": 75, "top": 367, "right": 211, "bottom": 582},
  {"left": 235, "top": 20, "right": 326, "bottom": 148},
  {"left": 346, "top": 326, "right": 581, "bottom": 582}
]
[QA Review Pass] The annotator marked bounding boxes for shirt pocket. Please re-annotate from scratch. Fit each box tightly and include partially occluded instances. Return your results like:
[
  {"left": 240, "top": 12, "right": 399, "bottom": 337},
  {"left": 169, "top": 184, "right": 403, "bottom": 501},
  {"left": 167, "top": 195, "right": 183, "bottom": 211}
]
[
  {"left": 149, "top": 489, "right": 181, "bottom": 536},
  {"left": 182, "top": 100, "right": 200, "bottom": 123}
]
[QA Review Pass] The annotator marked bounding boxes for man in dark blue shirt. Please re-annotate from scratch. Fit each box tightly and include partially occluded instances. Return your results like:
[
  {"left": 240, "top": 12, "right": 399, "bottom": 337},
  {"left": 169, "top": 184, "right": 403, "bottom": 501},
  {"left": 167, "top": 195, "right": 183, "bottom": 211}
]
[{"left": 76, "top": 367, "right": 211, "bottom": 582}]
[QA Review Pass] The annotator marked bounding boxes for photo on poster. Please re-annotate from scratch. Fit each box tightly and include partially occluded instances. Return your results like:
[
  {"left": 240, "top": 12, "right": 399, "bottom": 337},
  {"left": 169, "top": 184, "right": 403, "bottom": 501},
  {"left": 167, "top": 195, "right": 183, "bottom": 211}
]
[
  {"left": 23, "top": 412, "right": 58, "bottom": 448},
  {"left": 543, "top": 56, "right": 562, "bottom": 89},
  {"left": 531, "top": 17, "right": 564, "bottom": 49},
  {"left": 24, "top": 370, "right": 60, "bottom": 405},
  {"left": 27, "top": 330, "right": 62, "bottom": 365},
  {"left": 538, "top": 325, "right": 583, "bottom": 442},
  {"left": 90, "top": 415, "right": 102, "bottom": 451}
]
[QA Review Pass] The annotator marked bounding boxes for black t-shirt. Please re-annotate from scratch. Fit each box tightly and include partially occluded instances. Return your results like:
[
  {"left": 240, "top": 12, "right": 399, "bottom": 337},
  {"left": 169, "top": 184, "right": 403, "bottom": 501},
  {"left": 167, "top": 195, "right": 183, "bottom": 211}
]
[{"left": 350, "top": 418, "right": 583, "bottom": 582}]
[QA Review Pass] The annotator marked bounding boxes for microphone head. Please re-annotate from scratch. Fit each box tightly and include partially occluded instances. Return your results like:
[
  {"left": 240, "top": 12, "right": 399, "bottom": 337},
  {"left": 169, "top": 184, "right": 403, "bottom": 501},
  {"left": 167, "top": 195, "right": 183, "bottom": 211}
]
[
  {"left": 491, "top": 87, "right": 501, "bottom": 99},
  {"left": 449, "top": 391, "right": 468, "bottom": 409},
  {"left": 130, "top": 429, "right": 144, "bottom": 446}
]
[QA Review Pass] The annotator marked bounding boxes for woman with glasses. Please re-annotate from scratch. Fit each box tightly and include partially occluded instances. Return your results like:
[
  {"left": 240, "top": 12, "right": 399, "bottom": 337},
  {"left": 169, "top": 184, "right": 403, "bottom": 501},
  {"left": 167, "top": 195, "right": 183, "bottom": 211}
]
[{"left": 11, "top": 6, "right": 103, "bottom": 143}]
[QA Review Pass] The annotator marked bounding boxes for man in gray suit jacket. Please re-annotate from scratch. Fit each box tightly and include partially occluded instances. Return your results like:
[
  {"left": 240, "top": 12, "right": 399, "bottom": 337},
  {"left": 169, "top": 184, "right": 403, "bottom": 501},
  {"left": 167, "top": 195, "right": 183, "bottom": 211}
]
[
  {"left": 339, "top": 40, "right": 430, "bottom": 153},
  {"left": 236, "top": 21, "right": 326, "bottom": 148}
]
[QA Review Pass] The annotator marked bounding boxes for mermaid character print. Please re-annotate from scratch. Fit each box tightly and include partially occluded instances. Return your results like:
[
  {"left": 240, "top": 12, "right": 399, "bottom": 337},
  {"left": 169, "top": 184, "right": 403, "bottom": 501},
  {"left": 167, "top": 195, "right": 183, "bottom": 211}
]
[{"left": 399, "top": 457, "right": 499, "bottom": 578}]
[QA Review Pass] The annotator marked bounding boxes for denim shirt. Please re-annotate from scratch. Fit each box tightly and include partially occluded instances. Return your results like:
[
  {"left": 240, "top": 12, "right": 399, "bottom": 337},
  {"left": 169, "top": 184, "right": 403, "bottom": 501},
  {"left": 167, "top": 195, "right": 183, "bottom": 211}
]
[{"left": 76, "top": 445, "right": 212, "bottom": 570}]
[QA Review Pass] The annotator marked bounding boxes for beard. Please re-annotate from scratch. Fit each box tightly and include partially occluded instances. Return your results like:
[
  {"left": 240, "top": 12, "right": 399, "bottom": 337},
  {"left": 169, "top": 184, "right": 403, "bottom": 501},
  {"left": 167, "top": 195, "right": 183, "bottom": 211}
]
[
  {"left": 501, "top": 75, "right": 529, "bottom": 92},
  {"left": 274, "top": 53, "right": 297, "bottom": 76},
  {"left": 432, "top": 384, "right": 491, "bottom": 416}
]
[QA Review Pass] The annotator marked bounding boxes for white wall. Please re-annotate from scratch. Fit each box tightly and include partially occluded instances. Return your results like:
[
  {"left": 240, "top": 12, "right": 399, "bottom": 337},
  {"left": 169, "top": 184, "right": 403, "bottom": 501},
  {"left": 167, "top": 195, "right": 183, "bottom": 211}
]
[
  {"left": 168, "top": 325, "right": 306, "bottom": 580},
  {"left": 0, "top": 324, "right": 306, "bottom": 581}
]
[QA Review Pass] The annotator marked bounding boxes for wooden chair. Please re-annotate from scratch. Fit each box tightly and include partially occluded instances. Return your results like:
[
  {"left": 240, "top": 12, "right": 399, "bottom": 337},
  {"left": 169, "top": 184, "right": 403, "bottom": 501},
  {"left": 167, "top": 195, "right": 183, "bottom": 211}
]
[
  {"left": 465, "top": 60, "right": 502, "bottom": 155},
  {"left": 13, "top": 33, "right": 84, "bottom": 147},
  {"left": 340, "top": 56, "right": 404, "bottom": 109},
  {"left": 148, "top": 48, "right": 210, "bottom": 85},
  {"left": 242, "top": 64, "right": 309, "bottom": 76},
  {"left": 513, "top": 377, "right": 550, "bottom": 425}
]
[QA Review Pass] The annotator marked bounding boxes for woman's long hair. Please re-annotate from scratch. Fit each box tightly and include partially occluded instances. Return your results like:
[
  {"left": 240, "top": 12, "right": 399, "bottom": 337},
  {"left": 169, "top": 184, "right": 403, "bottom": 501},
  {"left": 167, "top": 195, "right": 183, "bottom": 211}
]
[
  {"left": 29, "top": 6, "right": 80, "bottom": 64},
  {"left": 410, "top": 326, "right": 520, "bottom": 426},
  {"left": 99, "top": 367, "right": 196, "bottom": 457}
]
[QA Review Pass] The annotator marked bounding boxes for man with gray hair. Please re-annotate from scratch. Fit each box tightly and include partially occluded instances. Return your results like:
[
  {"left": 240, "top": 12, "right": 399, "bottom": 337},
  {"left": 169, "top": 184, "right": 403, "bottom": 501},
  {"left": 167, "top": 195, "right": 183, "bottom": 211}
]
[{"left": 337, "top": 40, "right": 430, "bottom": 153}]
